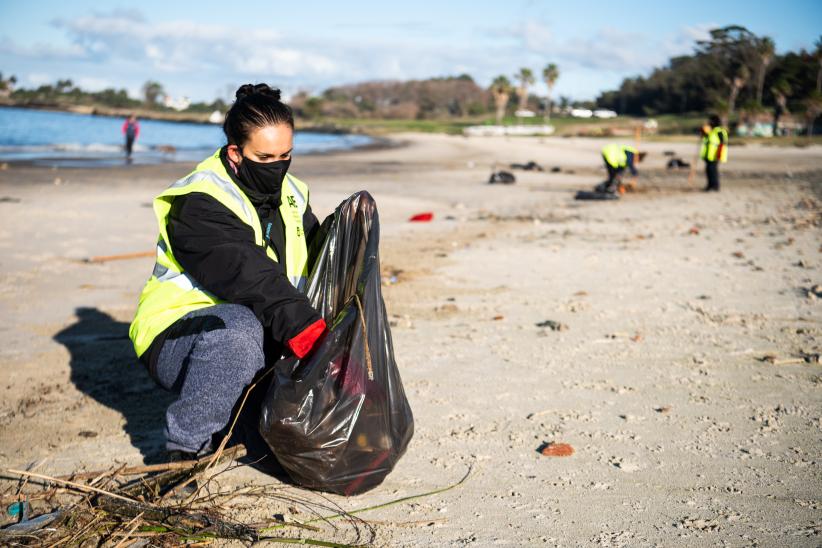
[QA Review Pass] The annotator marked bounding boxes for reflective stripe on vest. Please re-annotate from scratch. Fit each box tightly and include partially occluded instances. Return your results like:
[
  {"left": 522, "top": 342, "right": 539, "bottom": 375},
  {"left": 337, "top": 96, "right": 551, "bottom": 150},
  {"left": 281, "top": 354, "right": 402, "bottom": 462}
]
[
  {"left": 280, "top": 175, "right": 308, "bottom": 291},
  {"left": 700, "top": 127, "right": 728, "bottom": 163},
  {"left": 129, "top": 149, "right": 309, "bottom": 357}
]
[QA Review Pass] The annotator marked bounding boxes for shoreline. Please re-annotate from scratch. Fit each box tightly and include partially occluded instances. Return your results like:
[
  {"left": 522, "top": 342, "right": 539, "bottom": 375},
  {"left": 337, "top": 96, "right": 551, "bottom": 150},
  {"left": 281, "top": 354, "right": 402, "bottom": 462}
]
[
  {"left": 0, "top": 135, "right": 401, "bottom": 170},
  {"left": 1, "top": 102, "right": 406, "bottom": 136},
  {"left": 0, "top": 101, "right": 218, "bottom": 125}
]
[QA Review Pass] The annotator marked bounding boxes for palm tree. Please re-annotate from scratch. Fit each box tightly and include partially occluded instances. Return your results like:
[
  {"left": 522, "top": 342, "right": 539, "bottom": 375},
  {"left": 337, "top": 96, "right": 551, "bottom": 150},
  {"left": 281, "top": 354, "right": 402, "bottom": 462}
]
[
  {"left": 542, "top": 63, "right": 559, "bottom": 120},
  {"left": 804, "top": 91, "right": 822, "bottom": 137},
  {"left": 490, "top": 76, "right": 512, "bottom": 125},
  {"left": 815, "top": 36, "right": 822, "bottom": 93},
  {"left": 724, "top": 65, "right": 749, "bottom": 126},
  {"left": 514, "top": 68, "right": 535, "bottom": 111},
  {"left": 142, "top": 80, "right": 165, "bottom": 106},
  {"left": 755, "top": 37, "right": 775, "bottom": 106},
  {"left": 770, "top": 79, "right": 791, "bottom": 135},
  {"left": 56, "top": 79, "right": 74, "bottom": 94}
]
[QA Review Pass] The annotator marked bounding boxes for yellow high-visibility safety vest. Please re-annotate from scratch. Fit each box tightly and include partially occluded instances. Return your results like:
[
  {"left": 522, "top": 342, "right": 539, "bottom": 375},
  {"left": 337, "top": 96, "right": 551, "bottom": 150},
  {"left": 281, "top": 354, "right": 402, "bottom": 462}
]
[
  {"left": 602, "top": 144, "right": 638, "bottom": 169},
  {"left": 700, "top": 127, "right": 728, "bottom": 163},
  {"left": 129, "top": 149, "right": 309, "bottom": 357}
]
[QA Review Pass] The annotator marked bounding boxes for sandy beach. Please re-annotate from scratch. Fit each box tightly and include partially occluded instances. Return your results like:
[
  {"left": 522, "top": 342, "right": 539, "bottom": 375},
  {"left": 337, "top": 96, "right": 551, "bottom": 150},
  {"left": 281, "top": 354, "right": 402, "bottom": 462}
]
[{"left": 0, "top": 133, "right": 820, "bottom": 545}]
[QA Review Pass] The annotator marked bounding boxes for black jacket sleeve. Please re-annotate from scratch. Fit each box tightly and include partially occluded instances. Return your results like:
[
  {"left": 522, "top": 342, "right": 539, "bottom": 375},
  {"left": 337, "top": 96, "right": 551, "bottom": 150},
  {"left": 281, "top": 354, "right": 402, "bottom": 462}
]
[
  {"left": 304, "top": 204, "right": 319, "bottom": 244},
  {"left": 303, "top": 204, "right": 330, "bottom": 273},
  {"left": 167, "top": 192, "right": 320, "bottom": 344}
]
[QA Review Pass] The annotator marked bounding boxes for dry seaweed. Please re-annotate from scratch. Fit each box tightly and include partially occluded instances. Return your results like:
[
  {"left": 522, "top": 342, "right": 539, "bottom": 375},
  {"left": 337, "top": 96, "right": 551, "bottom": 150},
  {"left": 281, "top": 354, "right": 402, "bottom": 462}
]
[{"left": 2, "top": 447, "right": 472, "bottom": 547}]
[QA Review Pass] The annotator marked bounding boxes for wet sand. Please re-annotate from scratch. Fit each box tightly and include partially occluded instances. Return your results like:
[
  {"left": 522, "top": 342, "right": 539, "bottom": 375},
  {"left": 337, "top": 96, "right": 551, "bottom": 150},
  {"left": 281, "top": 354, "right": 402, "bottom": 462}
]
[{"left": 0, "top": 134, "right": 820, "bottom": 546}]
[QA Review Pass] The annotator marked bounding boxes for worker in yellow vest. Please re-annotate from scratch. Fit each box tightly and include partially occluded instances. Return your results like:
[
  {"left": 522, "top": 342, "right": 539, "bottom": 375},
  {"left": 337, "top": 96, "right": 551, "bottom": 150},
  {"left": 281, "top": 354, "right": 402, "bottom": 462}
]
[
  {"left": 596, "top": 143, "right": 646, "bottom": 194},
  {"left": 700, "top": 114, "right": 728, "bottom": 192},
  {"left": 129, "top": 84, "right": 327, "bottom": 461}
]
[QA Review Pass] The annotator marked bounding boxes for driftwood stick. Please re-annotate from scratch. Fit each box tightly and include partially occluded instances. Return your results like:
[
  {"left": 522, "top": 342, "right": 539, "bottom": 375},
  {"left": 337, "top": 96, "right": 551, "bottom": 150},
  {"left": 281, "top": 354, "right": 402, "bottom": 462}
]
[
  {"left": 62, "top": 445, "right": 246, "bottom": 482},
  {"left": 112, "top": 511, "right": 144, "bottom": 548},
  {"left": 84, "top": 250, "right": 154, "bottom": 263},
  {"left": 50, "top": 512, "right": 103, "bottom": 548},
  {"left": 6, "top": 469, "right": 137, "bottom": 504}
]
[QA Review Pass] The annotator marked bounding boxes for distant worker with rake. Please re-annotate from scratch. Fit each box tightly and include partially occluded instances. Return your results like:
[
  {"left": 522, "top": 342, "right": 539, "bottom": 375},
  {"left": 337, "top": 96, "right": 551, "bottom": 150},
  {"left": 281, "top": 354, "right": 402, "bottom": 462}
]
[
  {"left": 129, "top": 84, "right": 327, "bottom": 462},
  {"left": 596, "top": 143, "right": 646, "bottom": 194},
  {"left": 700, "top": 114, "right": 728, "bottom": 192}
]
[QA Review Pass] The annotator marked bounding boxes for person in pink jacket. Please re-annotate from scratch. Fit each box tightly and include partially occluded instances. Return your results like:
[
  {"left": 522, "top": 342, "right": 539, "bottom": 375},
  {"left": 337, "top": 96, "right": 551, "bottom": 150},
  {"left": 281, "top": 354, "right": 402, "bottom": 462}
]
[{"left": 122, "top": 114, "right": 140, "bottom": 160}]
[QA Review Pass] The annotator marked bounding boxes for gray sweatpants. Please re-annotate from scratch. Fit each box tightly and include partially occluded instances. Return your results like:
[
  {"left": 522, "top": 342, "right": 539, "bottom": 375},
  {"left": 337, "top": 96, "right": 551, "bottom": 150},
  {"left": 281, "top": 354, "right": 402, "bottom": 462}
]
[{"left": 153, "top": 304, "right": 266, "bottom": 453}]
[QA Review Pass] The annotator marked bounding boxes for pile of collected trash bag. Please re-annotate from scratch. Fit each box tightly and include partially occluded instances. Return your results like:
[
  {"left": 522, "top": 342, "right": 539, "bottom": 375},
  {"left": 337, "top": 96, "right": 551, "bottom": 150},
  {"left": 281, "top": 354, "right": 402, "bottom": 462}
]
[{"left": 259, "top": 191, "right": 414, "bottom": 495}]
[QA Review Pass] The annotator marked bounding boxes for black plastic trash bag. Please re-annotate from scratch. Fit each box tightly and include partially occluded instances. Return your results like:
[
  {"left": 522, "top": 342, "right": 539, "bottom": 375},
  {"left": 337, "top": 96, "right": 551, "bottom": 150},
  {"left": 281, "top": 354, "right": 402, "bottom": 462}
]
[
  {"left": 574, "top": 190, "right": 620, "bottom": 201},
  {"left": 259, "top": 191, "right": 414, "bottom": 495}
]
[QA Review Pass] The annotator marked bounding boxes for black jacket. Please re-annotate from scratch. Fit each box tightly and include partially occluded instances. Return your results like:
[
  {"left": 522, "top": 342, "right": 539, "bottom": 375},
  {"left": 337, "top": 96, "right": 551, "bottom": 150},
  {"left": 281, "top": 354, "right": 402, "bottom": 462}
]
[{"left": 141, "top": 147, "right": 323, "bottom": 371}]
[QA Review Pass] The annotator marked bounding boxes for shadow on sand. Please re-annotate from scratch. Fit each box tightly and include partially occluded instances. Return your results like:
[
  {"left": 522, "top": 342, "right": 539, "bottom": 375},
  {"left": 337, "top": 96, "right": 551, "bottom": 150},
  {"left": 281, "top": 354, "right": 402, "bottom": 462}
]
[
  {"left": 54, "top": 307, "right": 292, "bottom": 478},
  {"left": 54, "top": 307, "right": 172, "bottom": 462}
]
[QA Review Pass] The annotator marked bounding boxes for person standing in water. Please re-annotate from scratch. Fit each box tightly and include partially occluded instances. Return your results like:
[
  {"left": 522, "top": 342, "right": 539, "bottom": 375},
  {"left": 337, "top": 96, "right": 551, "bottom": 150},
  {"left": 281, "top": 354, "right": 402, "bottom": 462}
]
[{"left": 122, "top": 114, "right": 140, "bottom": 161}]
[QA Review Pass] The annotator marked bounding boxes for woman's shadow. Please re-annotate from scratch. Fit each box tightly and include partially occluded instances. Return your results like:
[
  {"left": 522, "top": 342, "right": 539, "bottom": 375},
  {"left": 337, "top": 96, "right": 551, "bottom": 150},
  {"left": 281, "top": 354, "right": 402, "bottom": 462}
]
[
  {"left": 54, "top": 307, "right": 173, "bottom": 462},
  {"left": 53, "top": 307, "right": 291, "bottom": 477}
]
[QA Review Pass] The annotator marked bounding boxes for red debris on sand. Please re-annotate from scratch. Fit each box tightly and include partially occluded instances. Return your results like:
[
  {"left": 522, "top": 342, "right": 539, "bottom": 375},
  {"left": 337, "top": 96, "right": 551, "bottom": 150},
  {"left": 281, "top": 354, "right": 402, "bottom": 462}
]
[
  {"left": 493, "top": 315, "right": 505, "bottom": 321},
  {"left": 688, "top": 226, "right": 700, "bottom": 235},
  {"left": 409, "top": 212, "right": 434, "bottom": 222},
  {"left": 539, "top": 442, "right": 574, "bottom": 457}
]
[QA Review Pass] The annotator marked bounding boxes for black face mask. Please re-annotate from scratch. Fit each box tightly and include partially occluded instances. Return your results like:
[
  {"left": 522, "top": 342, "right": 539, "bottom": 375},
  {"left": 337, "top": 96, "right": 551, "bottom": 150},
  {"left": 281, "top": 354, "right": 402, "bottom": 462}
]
[{"left": 236, "top": 153, "right": 291, "bottom": 197}]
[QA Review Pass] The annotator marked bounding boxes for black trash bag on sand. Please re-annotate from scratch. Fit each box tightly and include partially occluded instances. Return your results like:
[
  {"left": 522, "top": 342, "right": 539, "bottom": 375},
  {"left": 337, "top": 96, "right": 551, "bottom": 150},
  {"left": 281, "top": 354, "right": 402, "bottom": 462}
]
[{"left": 259, "top": 191, "right": 414, "bottom": 495}]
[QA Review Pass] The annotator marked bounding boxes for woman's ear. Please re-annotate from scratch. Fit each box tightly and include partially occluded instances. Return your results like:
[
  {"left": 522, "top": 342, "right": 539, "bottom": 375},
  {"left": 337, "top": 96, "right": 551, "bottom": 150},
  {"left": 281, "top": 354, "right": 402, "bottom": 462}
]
[{"left": 226, "top": 144, "right": 242, "bottom": 164}]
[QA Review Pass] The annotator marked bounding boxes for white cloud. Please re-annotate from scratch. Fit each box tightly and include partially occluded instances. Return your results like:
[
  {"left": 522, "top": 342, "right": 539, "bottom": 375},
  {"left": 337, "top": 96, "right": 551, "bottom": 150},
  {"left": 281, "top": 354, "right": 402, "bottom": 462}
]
[
  {"left": 680, "top": 24, "right": 716, "bottom": 44},
  {"left": 74, "top": 76, "right": 114, "bottom": 91},
  {"left": 513, "top": 21, "right": 668, "bottom": 72},
  {"left": 236, "top": 50, "right": 338, "bottom": 78},
  {"left": 0, "top": 37, "right": 88, "bottom": 61},
  {"left": 26, "top": 73, "right": 52, "bottom": 86},
  {"left": 50, "top": 11, "right": 321, "bottom": 77},
  {"left": 520, "top": 21, "right": 552, "bottom": 51},
  {"left": 3, "top": 9, "right": 727, "bottom": 102}
]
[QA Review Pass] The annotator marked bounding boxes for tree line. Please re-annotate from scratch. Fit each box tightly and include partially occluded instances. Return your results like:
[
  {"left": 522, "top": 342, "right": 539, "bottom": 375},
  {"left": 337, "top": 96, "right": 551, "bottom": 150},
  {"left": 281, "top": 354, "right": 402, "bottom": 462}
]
[
  {"left": 595, "top": 25, "right": 822, "bottom": 132},
  {"left": 0, "top": 76, "right": 226, "bottom": 114},
  {"left": 1, "top": 69, "right": 564, "bottom": 123},
  {"left": 290, "top": 66, "right": 559, "bottom": 123}
]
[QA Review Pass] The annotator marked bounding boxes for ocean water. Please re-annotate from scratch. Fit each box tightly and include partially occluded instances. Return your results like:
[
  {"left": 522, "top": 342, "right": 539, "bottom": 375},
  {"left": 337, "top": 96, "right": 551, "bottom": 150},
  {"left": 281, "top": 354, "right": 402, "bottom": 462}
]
[{"left": 0, "top": 106, "right": 372, "bottom": 167}]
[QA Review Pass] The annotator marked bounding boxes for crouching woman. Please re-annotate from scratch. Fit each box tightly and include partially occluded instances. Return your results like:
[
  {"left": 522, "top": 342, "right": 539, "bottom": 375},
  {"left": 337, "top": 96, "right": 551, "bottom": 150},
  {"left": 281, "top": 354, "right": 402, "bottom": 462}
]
[{"left": 129, "top": 84, "right": 326, "bottom": 460}]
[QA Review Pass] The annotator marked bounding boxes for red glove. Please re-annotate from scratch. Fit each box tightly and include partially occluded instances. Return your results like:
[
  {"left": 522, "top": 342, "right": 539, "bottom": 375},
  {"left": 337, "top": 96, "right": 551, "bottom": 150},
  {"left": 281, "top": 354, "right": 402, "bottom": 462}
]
[{"left": 287, "top": 318, "right": 327, "bottom": 358}]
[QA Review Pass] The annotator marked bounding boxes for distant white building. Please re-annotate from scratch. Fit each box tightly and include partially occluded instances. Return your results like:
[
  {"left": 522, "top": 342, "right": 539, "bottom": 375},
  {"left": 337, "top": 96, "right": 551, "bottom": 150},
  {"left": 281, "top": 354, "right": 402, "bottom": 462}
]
[
  {"left": 163, "top": 95, "right": 192, "bottom": 111},
  {"left": 593, "top": 109, "right": 617, "bottom": 119},
  {"left": 514, "top": 109, "right": 536, "bottom": 118},
  {"left": 570, "top": 108, "right": 593, "bottom": 118},
  {"left": 463, "top": 125, "right": 555, "bottom": 137}
]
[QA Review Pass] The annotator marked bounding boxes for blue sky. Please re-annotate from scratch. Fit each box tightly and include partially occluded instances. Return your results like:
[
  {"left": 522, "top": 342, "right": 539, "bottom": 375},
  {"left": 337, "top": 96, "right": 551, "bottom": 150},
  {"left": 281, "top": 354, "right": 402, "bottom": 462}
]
[{"left": 1, "top": 0, "right": 820, "bottom": 102}]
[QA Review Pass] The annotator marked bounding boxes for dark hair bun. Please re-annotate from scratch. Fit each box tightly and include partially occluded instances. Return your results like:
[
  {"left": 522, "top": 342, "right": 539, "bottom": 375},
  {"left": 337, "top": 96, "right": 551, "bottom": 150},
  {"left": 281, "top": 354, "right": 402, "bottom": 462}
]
[
  {"left": 235, "top": 83, "right": 281, "bottom": 102},
  {"left": 224, "top": 83, "right": 294, "bottom": 145}
]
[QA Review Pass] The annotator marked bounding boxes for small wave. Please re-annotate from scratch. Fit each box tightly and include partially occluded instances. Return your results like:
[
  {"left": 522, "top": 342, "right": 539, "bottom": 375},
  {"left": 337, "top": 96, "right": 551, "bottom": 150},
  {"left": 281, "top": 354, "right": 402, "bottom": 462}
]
[
  {"left": 0, "top": 142, "right": 132, "bottom": 154},
  {"left": 53, "top": 142, "right": 131, "bottom": 153}
]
